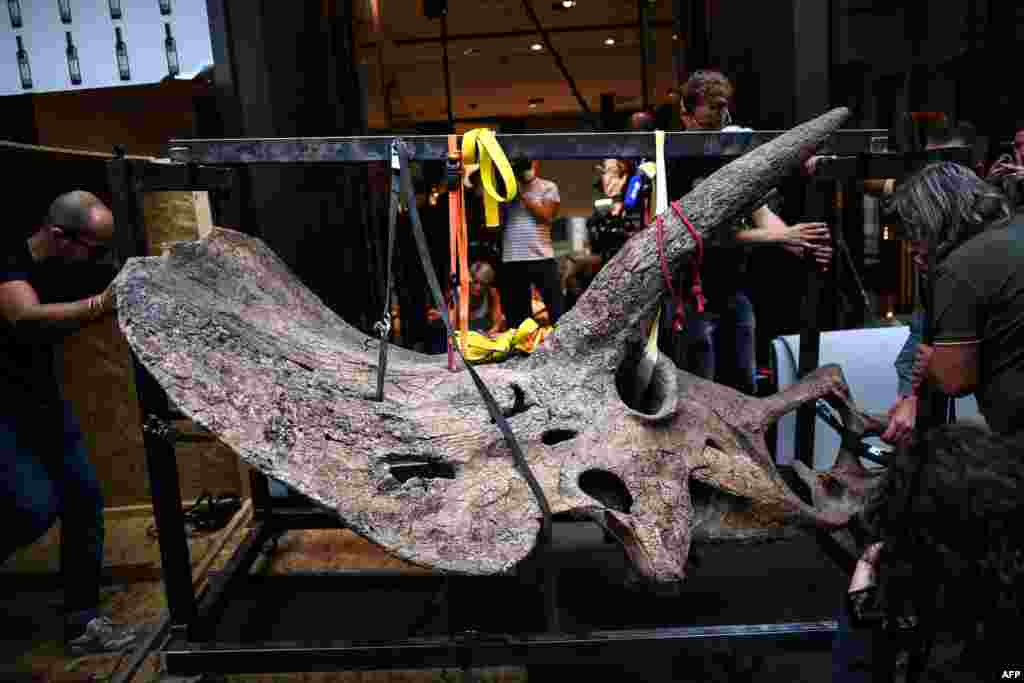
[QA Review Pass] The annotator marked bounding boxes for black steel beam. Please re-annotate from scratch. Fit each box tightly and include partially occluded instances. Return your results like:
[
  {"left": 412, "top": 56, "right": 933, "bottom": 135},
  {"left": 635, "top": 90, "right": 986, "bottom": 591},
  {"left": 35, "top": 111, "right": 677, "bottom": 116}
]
[
  {"left": 255, "top": 506, "right": 347, "bottom": 530},
  {"left": 164, "top": 621, "right": 836, "bottom": 675},
  {"left": 141, "top": 159, "right": 236, "bottom": 193},
  {"left": 194, "top": 523, "right": 274, "bottom": 640},
  {"left": 168, "top": 129, "right": 893, "bottom": 164},
  {"left": 808, "top": 147, "right": 971, "bottom": 180},
  {"left": 111, "top": 610, "right": 173, "bottom": 683}
]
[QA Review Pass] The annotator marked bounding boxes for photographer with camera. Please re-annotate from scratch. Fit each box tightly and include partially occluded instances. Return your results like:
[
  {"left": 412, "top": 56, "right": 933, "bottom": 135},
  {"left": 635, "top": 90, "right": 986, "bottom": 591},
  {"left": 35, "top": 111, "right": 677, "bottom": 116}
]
[
  {"left": 584, "top": 112, "right": 659, "bottom": 277},
  {"left": 498, "top": 157, "right": 565, "bottom": 328}
]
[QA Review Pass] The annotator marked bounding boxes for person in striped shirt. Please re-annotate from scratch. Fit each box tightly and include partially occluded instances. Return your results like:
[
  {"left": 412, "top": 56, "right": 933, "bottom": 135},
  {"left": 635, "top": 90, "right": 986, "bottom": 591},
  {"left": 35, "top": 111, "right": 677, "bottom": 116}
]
[{"left": 499, "top": 157, "right": 565, "bottom": 328}]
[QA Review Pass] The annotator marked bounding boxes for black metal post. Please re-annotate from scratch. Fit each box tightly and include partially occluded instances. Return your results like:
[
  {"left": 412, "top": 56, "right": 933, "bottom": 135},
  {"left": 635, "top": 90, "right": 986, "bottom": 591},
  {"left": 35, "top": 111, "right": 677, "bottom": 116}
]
[
  {"left": 671, "top": 0, "right": 687, "bottom": 91},
  {"left": 440, "top": 9, "right": 454, "bottom": 132},
  {"left": 106, "top": 154, "right": 147, "bottom": 268},
  {"left": 687, "top": 0, "right": 710, "bottom": 71},
  {"left": 831, "top": 180, "right": 844, "bottom": 330},
  {"left": 134, "top": 359, "right": 198, "bottom": 636},
  {"left": 795, "top": 252, "right": 823, "bottom": 469},
  {"left": 794, "top": 178, "right": 829, "bottom": 469},
  {"left": 639, "top": 0, "right": 651, "bottom": 112}
]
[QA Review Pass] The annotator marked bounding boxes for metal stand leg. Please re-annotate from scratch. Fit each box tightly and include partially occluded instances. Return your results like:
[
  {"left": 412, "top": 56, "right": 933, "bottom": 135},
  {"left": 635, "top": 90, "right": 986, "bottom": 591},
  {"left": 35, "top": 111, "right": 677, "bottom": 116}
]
[
  {"left": 541, "top": 564, "right": 560, "bottom": 634},
  {"left": 132, "top": 351, "right": 197, "bottom": 639},
  {"left": 141, "top": 413, "right": 197, "bottom": 638}
]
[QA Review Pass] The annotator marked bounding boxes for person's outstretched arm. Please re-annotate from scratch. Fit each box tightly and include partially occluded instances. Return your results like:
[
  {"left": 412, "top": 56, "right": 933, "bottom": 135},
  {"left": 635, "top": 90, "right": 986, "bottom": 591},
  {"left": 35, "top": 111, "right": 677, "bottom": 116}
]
[
  {"left": 0, "top": 279, "right": 114, "bottom": 342},
  {"left": 728, "top": 205, "right": 833, "bottom": 270}
]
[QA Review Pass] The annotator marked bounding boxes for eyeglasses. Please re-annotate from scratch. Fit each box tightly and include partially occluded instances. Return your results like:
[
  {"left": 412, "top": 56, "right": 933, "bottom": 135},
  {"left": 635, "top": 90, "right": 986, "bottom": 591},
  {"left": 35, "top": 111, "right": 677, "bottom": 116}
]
[{"left": 57, "top": 226, "right": 110, "bottom": 260}]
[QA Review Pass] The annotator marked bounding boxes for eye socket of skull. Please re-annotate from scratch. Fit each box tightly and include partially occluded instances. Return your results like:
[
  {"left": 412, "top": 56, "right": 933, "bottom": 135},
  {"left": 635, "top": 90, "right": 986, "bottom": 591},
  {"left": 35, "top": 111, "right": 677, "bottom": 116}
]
[{"left": 615, "top": 348, "right": 679, "bottom": 421}]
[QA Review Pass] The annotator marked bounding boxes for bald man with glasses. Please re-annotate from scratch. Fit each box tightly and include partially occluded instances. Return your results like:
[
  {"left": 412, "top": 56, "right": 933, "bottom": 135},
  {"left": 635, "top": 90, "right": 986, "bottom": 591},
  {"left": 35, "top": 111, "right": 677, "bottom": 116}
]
[{"left": 0, "top": 190, "right": 137, "bottom": 655}]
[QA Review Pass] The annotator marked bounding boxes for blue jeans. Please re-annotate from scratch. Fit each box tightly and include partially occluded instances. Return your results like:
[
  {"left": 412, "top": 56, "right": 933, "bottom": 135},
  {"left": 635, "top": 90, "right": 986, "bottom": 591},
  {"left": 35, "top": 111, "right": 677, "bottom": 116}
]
[
  {"left": 668, "top": 291, "right": 757, "bottom": 395},
  {"left": 0, "top": 402, "right": 105, "bottom": 628}
]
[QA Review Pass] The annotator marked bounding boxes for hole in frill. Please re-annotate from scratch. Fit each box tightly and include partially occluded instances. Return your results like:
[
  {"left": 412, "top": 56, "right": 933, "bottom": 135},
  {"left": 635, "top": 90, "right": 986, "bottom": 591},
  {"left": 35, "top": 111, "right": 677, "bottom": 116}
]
[
  {"left": 541, "top": 429, "right": 578, "bottom": 445},
  {"left": 382, "top": 455, "right": 457, "bottom": 483},
  {"left": 502, "top": 383, "right": 529, "bottom": 419},
  {"left": 579, "top": 469, "right": 634, "bottom": 514},
  {"left": 689, "top": 477, "right": 725, "bottom": 510},
  {"left": 614, "top": 337, "right": 676, "bottom": 418},
  {"left": 688, "top": 475, "right": 750, "bottom": 529}
]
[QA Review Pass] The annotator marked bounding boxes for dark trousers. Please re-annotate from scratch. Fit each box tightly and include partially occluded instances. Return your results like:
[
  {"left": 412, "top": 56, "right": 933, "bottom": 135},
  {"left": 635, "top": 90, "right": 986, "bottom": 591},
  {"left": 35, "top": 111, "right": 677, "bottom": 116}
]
[
  {"left": 661, "top": 291, "right": 757, "bottom": 395},
  {"left": 500, "top": 258, "right": 564, "bottom": 328},
  {"left": 832, "top": 593, "right": 876, "bottom": 683},
  {"left": 0, "top": 403, "right": 105, "bottom": 628}
]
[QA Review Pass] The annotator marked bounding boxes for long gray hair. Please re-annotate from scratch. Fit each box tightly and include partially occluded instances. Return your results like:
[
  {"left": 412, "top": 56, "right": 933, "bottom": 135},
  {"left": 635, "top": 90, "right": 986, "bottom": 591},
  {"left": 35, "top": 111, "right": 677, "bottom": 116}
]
[{"left": 886, "top": 162, "right": 1011, "bottom": 261}]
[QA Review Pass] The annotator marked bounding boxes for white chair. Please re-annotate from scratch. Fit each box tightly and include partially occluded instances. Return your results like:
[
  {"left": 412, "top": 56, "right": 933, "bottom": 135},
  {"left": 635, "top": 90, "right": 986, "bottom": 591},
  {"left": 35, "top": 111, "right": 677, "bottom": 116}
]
[{"left": 770, "top": 327, "right": 981, "bottom": 470}]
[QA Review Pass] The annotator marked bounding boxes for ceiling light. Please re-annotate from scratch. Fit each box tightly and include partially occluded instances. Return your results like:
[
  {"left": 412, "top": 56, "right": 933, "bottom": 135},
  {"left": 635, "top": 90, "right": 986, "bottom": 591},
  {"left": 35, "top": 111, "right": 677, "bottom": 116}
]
[
  {"left": 562, "top": 0, "right": 576, "bottom": 7},
  {"left": 530, "top": 42, "right": 544, "bottom": 51},
  {"left": 672, "top": 33, "right": 679, "bottom": 40},
  {"left": 604, "top": 37, "right": 616, "bottom": 45}
]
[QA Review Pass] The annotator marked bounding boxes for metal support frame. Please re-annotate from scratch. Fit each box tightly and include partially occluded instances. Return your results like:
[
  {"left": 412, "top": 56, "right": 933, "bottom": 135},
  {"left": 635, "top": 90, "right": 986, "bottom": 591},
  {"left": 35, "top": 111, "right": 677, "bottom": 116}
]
[
  {"left": 110, "top": 133, "right": 970, "bottom": 677},
  {"left": 168, "top": 128, "right": 899, "bottom": 164},
  {"left": 439, "top": 8, "right": 454, "bottom": 132}
]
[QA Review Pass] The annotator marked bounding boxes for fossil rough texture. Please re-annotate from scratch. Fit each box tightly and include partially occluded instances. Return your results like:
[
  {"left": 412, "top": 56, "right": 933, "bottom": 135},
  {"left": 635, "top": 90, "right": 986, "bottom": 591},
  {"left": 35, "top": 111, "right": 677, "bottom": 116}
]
[{"left": 115, "top": 107, "right": 883, "bottom": 583}]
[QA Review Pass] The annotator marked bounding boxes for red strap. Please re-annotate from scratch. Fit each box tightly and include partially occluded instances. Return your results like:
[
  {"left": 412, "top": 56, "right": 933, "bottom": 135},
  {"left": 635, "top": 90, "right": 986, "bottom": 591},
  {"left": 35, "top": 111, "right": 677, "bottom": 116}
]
[{"left": 655, "top": 201, "right": 704, "bottom": 333}]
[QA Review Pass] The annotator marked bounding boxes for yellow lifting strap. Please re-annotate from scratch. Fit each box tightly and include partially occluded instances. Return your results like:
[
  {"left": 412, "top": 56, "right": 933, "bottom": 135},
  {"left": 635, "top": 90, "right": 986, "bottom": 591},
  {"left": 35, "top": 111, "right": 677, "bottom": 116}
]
[
  {"left": 633, "top": 129, "right": 669, "bottom": 404},
  {"left": 654, "top": 129, "right": 668, "bottom": 216},
  {"left": 461, "top": 128, "right": 518, "bottom": 228}
]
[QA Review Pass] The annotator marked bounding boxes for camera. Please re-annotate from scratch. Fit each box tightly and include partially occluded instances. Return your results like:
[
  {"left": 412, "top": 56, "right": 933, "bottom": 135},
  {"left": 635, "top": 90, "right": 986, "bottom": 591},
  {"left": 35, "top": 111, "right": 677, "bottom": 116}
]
[{"left": 586, "top": 205, "right": 639, "bottom": 261}]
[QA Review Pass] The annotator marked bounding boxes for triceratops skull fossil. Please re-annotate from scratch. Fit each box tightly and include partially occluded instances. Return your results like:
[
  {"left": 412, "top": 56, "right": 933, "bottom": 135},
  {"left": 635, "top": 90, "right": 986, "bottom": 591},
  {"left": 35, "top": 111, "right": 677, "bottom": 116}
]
[{"left": 114, "top": 107, "right": 883, "bottom": 583}]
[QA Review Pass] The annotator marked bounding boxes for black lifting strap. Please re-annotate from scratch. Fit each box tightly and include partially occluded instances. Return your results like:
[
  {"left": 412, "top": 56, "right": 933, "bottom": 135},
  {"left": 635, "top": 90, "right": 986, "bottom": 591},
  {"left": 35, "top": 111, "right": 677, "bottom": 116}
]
[
  {"left": 375, "top": 143, "right": 402, "bottom": 402},
  {"left": 377, "top": 139, "right": 553, "bottom": 546}
]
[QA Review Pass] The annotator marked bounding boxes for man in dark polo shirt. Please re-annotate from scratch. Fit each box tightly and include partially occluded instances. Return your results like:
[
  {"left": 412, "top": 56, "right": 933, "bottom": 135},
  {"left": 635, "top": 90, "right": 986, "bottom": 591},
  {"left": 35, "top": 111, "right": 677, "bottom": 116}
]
[
  {"left": 887, "top": 162, "right": 1021, "bottom": 435},
  {"left": 0, "top": 190, "right": 137, "bottom": 655}
]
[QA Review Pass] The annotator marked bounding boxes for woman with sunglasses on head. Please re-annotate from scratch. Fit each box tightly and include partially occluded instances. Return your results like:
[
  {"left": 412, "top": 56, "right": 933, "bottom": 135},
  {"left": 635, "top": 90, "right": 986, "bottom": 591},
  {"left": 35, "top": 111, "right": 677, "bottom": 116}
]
[{"left": 0, "top": 190, "right": 136, "bottom": 656}]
